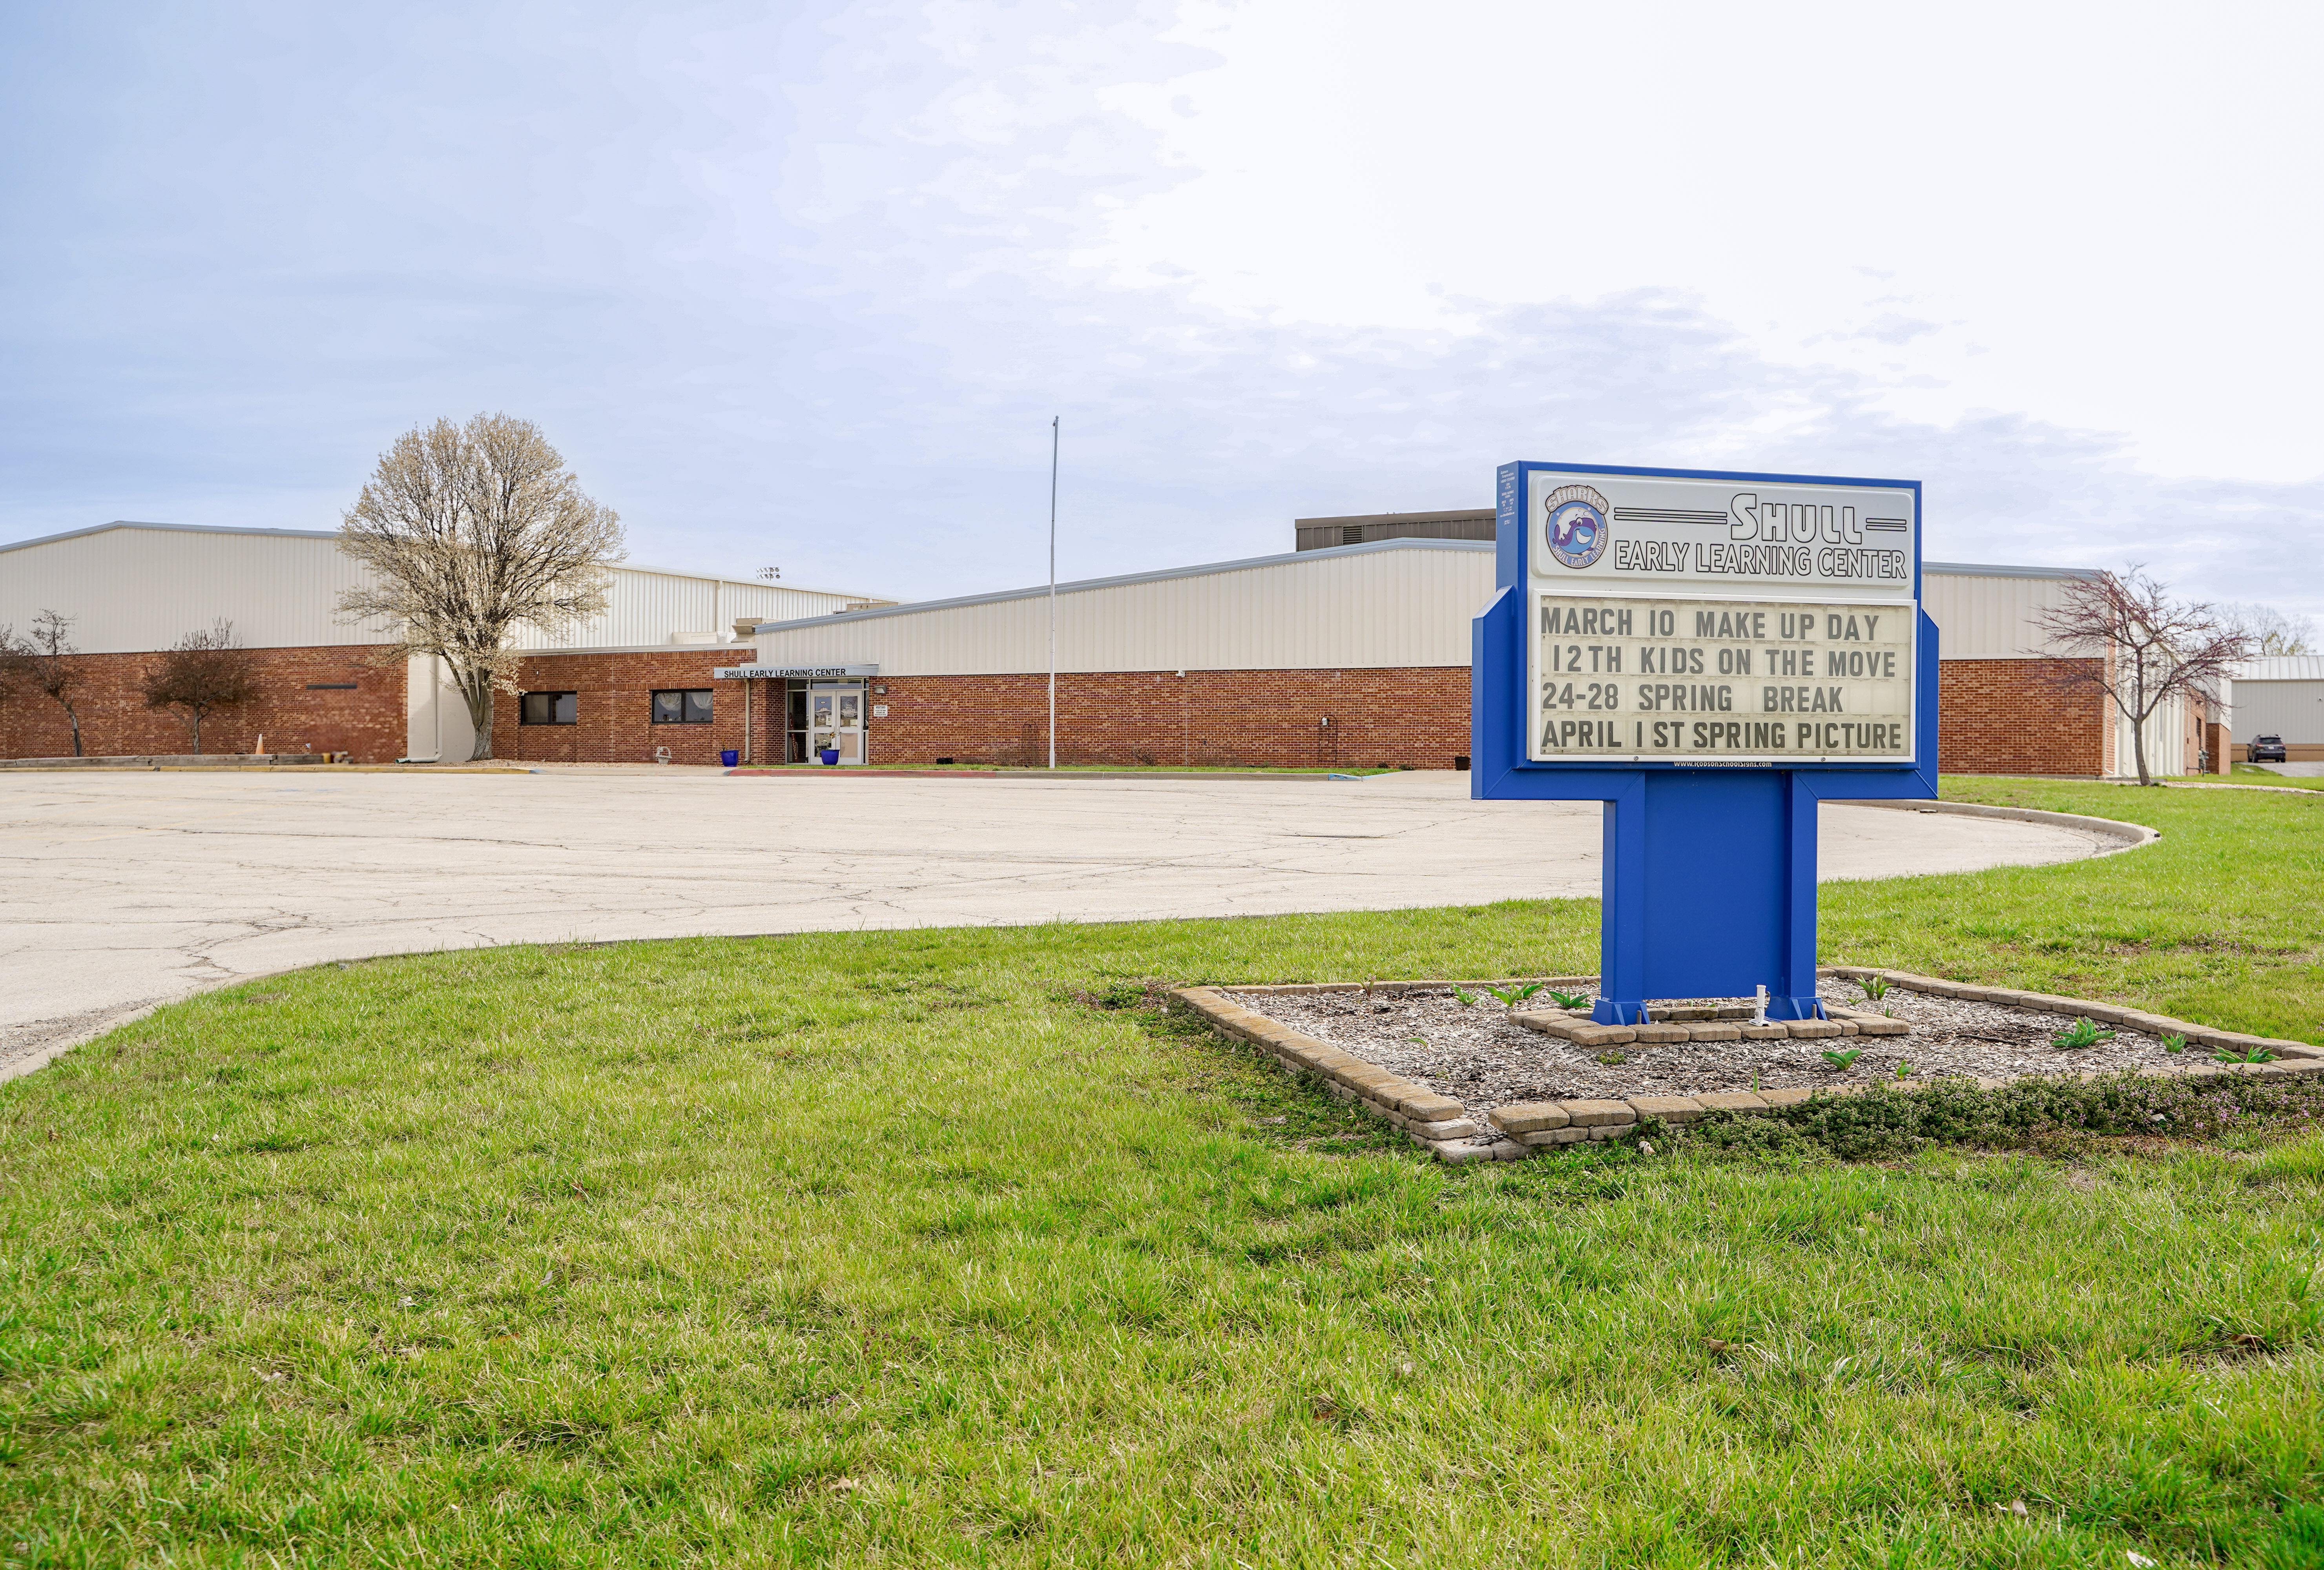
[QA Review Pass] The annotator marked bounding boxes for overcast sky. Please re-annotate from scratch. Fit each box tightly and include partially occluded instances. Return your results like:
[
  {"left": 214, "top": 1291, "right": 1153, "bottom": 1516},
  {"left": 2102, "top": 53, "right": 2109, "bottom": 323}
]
[{"left": 4, "top": 0, "right": 2319, "bottom": 619}]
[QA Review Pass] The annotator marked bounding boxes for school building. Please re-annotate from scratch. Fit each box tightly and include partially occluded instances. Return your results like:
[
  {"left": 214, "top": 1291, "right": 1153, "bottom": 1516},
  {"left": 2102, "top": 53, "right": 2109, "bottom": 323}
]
[{"left": 0, "top": 512, "right": 2213, "bottom": 777}]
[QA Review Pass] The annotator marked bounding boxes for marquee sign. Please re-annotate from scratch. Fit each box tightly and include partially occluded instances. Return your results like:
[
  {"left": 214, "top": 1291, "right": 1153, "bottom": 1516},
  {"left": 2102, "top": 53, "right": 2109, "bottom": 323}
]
[
  {"left": 1472, "top": 461, "right": 1937, "bottom": 1027},
  {"left": 1520, "top": 468, "right": 1919, "bottom": 766}
]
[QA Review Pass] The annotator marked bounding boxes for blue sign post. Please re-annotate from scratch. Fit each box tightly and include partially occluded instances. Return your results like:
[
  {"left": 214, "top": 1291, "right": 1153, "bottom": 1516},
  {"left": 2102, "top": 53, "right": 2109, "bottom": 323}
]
[{"left": 1471, "top": 461, "right": 1938, "bottom": 1024}]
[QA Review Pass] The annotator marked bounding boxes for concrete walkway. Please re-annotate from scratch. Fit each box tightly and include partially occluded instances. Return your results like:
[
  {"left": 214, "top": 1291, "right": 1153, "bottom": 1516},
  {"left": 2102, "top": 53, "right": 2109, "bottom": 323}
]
[{"left": 0, "top": 767, "right": 2125, "bottom": 1076}]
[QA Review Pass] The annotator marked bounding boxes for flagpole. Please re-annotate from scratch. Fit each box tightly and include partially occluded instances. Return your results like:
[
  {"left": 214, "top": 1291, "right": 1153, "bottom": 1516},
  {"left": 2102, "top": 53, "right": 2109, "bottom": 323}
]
[{"left": 1047, "top": 415, "right": 1059, "bottom": 771}]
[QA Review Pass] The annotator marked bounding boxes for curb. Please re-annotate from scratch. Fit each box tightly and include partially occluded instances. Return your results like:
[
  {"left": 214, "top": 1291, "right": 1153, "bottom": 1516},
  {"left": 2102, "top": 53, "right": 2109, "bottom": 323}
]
[{"left": 1836, "top": 797, "right": 2159, "bottom": 857}]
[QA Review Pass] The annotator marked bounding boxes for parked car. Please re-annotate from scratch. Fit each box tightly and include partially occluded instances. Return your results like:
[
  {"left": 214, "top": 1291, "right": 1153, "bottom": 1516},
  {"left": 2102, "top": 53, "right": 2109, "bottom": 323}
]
[{"left": 2249, "top": 733, "right": 2288, "bottom": 763}]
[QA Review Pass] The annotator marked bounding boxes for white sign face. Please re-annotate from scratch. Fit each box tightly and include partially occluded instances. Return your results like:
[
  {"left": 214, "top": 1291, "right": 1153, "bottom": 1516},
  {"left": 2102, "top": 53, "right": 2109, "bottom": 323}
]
[
  {"left": 1520, "top": 467, "right": 1918, "bottom": 765},
  {"left": 711, "top": 664, "right": 879, "bottom": 679},
  {"left": 1530, "top": 594, "right": 1915, "bottom": 763},
  {"left": 1526, "top": 469, "right": 1916, "bottom": 599}
]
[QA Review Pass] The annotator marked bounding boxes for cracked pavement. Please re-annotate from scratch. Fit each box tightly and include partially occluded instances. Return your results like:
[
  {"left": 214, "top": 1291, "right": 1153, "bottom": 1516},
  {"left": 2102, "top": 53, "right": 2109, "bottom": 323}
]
[{"left": 0, "top": 766, "right": 2111, "bottom": 1074}]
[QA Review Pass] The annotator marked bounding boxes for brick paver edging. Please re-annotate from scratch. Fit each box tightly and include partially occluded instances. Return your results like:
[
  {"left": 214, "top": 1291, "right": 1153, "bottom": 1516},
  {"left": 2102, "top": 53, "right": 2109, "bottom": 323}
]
[{"left": 1171, "top": 971, "right": 2324, "bottom": 1165}]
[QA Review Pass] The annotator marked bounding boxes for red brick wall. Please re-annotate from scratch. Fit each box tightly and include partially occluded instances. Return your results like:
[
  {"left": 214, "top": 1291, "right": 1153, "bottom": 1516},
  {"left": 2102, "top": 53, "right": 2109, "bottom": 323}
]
[
  {"left": 859, "top": 668, "right": 1475, "bottom": 769},
  {"left": 492, "top": 650, "right": 759, "bottom": 765},
  {"left": 473, "top": 653, "right": 2116, "bottom": 776},
  {"left": 1937, "top": 658, "right": 2109, "bottom": 776},
  {"left": 0, "top": 646, "right": 407, "bottom": 762}
]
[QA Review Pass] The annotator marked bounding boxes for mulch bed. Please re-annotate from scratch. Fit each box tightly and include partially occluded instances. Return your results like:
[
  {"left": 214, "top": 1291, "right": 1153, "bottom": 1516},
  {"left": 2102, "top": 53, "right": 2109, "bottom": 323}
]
[{"left": 1226, "top": 979, "right": 2196, "bottom": 1115}]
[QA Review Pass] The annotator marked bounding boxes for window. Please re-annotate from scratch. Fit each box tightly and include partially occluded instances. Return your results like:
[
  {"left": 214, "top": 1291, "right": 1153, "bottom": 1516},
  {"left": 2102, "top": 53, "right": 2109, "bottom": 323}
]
[
  {"left": 521, "top": 691, "right": 577, "bottom": 726},
  {"left": 652, "top": 688, "right": 713, "bottom": 724}
]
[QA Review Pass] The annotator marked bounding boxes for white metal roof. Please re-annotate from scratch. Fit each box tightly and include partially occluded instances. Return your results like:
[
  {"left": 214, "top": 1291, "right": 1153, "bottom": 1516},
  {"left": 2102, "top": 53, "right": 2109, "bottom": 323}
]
[
  {"left": 2235, "top": 656, "right": 2324, "bottom": 682},
  {"left": 1924, "top": 560, "right": 2105, "bottom": 581}
]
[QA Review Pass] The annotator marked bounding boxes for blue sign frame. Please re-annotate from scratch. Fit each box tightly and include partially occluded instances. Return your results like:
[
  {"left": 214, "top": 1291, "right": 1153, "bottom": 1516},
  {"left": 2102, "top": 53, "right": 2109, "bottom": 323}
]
[{"left": 1472, "top": 461, "right": 1939, "bottom": 1023}]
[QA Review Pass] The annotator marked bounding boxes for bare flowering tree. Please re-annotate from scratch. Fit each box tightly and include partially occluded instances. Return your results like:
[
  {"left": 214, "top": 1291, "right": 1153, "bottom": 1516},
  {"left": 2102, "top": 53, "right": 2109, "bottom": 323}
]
[
  {"left": 336, "top": 414, "right": 622, "bottom": 760},
  {"left": 140, "top": 620, "right": 261, "bottom": 753},
  {"left": 2036, "top": 567, "right": 2250, "bottom": 787}
]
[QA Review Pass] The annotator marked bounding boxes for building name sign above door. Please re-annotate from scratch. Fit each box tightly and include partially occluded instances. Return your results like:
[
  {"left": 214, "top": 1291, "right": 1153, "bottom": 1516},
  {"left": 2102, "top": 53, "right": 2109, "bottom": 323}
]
[{"left": 712, "top": 665, "right": 880, "bottom": 679}]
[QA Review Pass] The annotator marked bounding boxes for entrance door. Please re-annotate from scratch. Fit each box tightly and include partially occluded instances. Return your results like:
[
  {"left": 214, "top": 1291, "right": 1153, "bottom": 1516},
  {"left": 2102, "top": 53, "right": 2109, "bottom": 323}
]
[{"left": 807, "top": 682, "right": 866, "bottom": 764}]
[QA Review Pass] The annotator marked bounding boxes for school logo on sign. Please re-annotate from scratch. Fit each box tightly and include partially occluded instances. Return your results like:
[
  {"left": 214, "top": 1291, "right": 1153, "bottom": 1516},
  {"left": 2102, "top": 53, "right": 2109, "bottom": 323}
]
[{"left": 1542, "top": 484, "right": 1611, "bottom": 569}]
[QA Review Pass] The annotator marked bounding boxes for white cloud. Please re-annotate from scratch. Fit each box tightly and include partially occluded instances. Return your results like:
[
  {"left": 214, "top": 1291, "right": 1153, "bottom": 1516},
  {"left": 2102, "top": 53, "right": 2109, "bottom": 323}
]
[{"left": 1, "top": 0, "right": 2316, "bottom": 625}]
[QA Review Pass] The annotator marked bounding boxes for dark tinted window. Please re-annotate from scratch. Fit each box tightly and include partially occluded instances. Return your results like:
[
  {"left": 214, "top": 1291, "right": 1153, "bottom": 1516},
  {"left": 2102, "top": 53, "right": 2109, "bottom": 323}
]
[
  {"left": 652, "top": 689, "right": 713, "bottom": 724},
  {"left": 521, "top": 691, "right": 578, "bottom": 725}
]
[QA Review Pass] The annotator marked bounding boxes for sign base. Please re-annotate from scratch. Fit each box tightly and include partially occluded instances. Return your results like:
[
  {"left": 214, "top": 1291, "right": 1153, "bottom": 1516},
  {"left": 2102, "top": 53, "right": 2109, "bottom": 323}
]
[{"left": 1471, "top": 569, "right": 1939, "bottom": 1022}]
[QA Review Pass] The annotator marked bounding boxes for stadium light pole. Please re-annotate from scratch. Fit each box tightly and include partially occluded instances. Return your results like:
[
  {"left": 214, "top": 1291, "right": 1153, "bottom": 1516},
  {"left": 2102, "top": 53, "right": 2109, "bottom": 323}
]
[{"left": 1047, "top": 416, "right": 1059, "bottom": 771}]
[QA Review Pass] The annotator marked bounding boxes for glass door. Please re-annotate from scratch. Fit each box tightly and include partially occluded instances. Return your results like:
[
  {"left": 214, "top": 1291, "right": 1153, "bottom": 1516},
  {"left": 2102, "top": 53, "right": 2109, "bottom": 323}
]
[{"left": 807, "top": 682, "right": 866, "bottom": 764}]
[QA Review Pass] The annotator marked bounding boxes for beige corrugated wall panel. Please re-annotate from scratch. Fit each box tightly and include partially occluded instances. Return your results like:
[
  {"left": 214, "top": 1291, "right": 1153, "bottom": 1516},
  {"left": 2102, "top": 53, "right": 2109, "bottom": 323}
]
[
  {"left": 1923, "top": 572, "right": 2087, "bottom": 660},
  {"left": 2117, "top": 690, "right": 2194, "bottom": 778},
  {"left": 521, "top": 570, "right": 859, "bottom": 650},
  {"left": 0, "top": 529, "right": 390, "bottom": 652},
  {"left": 0, "top": 527, "right": 864, "bottom": 655},
  {"left": 2233, "top": 681, "right": 2324, "bottom": 743},
  {"left": 746, "top": 547, "right": 1500, "bottom": 675}
]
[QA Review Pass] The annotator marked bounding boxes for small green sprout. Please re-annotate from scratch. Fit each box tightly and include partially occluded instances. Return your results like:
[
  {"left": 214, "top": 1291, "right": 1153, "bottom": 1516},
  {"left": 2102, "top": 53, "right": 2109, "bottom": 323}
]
[
  {"left": 1857, "top": 975, "right": 1890, "bottom": 1001},
  {"left": 1595, "top": 1050, "right": 1627, "bottom": 1066},
  {"left": 2162, "top": 1033, "right": 2187, "bottom": 1054},
  {"left": 1820, "top": 1047, "right": 1863, "bottom": 1070},
  {"left": 1895, "top": 1059, "right": 1912, "bottom": 1081},
  {"left": 2214, "top": 1045, "right": 2278, "bottom": 1064},
  {"left": 1450, "top": 986, "right": 1480, "bottom": 1007},
  {"left": 2052, "top": 1017, "right": 2116, "bottom": 1050},
  {"left": 1546, "top": 989, "right": 1591, "bottom": 1010},
  {"left": 1487, "top": 982, "right": 1545, "bottom": 1006}
]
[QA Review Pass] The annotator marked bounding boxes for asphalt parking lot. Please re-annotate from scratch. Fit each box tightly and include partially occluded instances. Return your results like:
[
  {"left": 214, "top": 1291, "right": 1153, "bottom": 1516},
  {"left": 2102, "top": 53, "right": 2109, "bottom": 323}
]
[{"left": 0, "top": 766, "right": 2123, "bottom": 1074}]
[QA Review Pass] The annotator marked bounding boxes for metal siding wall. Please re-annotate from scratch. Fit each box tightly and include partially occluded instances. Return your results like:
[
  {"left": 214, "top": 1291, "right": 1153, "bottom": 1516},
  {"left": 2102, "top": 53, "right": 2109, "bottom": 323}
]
[
  {"left": 525, "top": 571, "right": 859, "bottom": 649},
  {"left": 2232, "top": 682, "right": 2324, "bottom": 742},
  {"left": 0, "top": 530, "right": 389, "bottom": 651},
  {"left": 1923, "top": 573, "right": 2082, "bottom": 661},
  {"left": 745, "top": 548, "right": 1498, "bottom": 675},
  {"left": 2116, "top": 691, "right": 2200, "bottom": 777},
  {"left": 0, "top": 530, "right": 861, "bottom": 655}
]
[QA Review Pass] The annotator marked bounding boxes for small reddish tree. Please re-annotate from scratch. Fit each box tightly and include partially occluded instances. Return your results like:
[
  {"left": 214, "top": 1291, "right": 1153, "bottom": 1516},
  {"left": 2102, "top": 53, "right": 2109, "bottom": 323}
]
[
  {"left": 141, "top": 620, "right": 261, "bottom": 753},
  {"left": 13, "top": 610, "right": 90, "bottom": 758},
  {"left": 2036, "top": 567, "right": 2250, "bottom": 787}
]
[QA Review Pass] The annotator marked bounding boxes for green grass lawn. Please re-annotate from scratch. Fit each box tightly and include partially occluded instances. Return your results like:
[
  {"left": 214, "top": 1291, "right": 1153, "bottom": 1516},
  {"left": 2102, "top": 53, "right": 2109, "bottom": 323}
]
[{"left": 5, "top": 780, "right": 2323, "bottom": 1567}]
